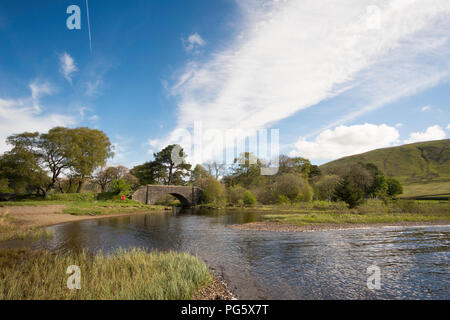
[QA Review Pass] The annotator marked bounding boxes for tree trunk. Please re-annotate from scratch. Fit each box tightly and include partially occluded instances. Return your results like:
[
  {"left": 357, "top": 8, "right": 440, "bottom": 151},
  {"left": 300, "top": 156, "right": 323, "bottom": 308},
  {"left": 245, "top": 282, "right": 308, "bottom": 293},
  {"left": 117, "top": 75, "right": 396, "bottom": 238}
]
[{"left": 76, "top": 180, "right": 84, "bottom": 193}]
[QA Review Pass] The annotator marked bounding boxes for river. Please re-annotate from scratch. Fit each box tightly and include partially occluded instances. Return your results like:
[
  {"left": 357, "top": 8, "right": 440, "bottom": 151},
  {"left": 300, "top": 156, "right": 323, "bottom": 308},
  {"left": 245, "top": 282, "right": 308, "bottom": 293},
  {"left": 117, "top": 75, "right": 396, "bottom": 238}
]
[{"left": 2, "top": 208, "right": 449, "bottom": 299}]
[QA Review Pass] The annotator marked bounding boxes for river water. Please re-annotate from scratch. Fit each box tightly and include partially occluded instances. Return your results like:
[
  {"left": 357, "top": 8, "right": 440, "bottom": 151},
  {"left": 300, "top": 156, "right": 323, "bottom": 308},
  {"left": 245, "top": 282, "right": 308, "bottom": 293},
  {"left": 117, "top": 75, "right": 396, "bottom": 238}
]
[{"left": 2, "top": 208, "right": 449, "bottom": 299}]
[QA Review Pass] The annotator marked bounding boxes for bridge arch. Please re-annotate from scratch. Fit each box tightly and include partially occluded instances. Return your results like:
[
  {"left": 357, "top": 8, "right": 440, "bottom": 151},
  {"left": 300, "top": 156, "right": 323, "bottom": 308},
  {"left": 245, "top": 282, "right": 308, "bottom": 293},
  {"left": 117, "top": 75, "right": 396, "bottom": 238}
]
[{"left": 132, "top": 185, "right": 201, "bottom": 208}]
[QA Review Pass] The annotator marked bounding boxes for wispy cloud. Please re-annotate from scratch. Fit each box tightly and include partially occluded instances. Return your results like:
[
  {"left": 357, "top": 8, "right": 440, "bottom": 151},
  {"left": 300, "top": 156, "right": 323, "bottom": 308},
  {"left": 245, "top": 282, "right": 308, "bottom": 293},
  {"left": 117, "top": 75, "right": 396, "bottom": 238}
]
[
  {"left": 182, "top": 33, "right": 206, "bottom": 53},
  {"left": 59, "top": 52, "right": 78, "bottom": 83},
  {"left": 404, "top": 125, "right": 446, "bottom": 144},
  {"left": 420, "top": 105, "right": 431, "bottom": 112},
  {"left": 0, "top": 83, "right": 75, "bottom": 154},
  {"left": 163, "top": 0, "right": 450, "bottom": 161}
]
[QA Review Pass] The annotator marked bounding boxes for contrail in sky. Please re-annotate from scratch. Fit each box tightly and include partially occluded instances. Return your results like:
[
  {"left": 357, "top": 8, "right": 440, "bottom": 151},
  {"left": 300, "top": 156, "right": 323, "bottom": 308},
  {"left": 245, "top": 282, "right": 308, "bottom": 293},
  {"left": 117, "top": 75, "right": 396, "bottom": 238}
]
[{"left": 86, "top": 0, "right": 92, "bottom": 53}]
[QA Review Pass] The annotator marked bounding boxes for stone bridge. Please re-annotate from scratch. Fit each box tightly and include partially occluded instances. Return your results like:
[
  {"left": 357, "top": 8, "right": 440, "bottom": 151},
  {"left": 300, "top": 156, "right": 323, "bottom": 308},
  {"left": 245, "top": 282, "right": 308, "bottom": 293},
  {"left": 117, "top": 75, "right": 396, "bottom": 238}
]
[{"left": 132, "top": 185, "right": 202, "bottom": 207}]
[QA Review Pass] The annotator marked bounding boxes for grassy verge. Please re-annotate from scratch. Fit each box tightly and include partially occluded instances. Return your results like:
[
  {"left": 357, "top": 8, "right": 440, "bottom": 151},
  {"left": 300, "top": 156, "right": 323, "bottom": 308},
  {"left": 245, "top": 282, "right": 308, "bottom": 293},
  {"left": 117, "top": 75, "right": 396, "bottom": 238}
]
[
  {"left": 263, "top": 212, "right": 449, "bottom": 226},
  {"left": 0, "top": 211, "right": 53, "bottom": 242},
  {"left": 0, "top": 248, "right": 212, "bottom": 300},
  {"left": 0, "top": 199, "right": 168, "bottom": 216},
  {"left": 261, "top": 199, "right": 450, "bottom": 226}
]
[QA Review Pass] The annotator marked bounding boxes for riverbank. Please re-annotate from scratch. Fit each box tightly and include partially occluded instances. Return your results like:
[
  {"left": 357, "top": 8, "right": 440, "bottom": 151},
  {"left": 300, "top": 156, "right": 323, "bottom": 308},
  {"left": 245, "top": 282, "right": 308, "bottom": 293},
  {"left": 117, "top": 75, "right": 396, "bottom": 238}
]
[
  {"left": 230, "top": 220, "right": 450, "bottom": 232},
  {"left": 0, "top": 247, "right": 223, "bottom": 300},
  {"left": 0, "top": 201, "right": 169, "bottom": 241}
]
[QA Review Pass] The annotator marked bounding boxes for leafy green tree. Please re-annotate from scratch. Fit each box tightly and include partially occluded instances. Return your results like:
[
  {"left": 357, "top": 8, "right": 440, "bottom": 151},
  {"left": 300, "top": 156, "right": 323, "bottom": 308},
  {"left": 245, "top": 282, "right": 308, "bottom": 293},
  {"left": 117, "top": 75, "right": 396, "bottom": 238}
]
[
  {"left": 190, "top": 164, "right": 210, "bottom": 185},
  {"left": 155, "top": 145, "right": 192, "bottom": 185},
  {"left": 333, "top": 175, "right": 365, "bottom": 208},
  {"left": 314, "top": 174, "right": 342, "bottom": 201},
  {"left": 226, "top": 185, "right": 247, "bottom": 205},
  {"left": 198, "top": 177, "right": 225, "bottom": 205},
  {"left": 69, "top": 128, "right": 113, "bottom": 192},
  {"left": 110, "top": 179, "right": 131, "bottom": 196},
  {"left": 370, "top": 174, "right": 388, "bottom": 198},
  {"left": 274, "top": 173, "right": 313, "bottom": 203},
  {"left": 387, "top": 178, "right": 403, "bottom": 198},
  {"left": 0, "top": 136, "right": 50, "bottom": 195},
  {"left": 131, "top": 161, "right": 165, "bottom": 185},
  {"left": 0, "top": 178, "right": 12, "bottom": 193},
  {"left": 242, "top": 190, "right": 257, "bottom": 206}
]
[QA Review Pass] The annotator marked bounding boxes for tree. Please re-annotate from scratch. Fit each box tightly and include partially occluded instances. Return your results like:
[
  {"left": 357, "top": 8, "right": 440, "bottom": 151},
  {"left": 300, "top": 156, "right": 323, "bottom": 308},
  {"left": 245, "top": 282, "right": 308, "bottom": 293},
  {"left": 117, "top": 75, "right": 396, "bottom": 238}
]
[
  {"left": 274, "top": 173, "right": 313, "bottom": 203},
  {"left": 131, "top": 161, "right": 164, "bottom": 185},
  {"left": 369, "top": 174, "right": 388, "bottom": 198},
  {"left": 226, "top": 185, "right": 247, "bottom": 205},
  {"left": 333, "top": 175, "right": 364, "bottom": 208},
  {"left": 93, "top": 166, "right": 137, "bottom": 192},
  {"left": 242, "top": 190, "right": 257, "bottom": 206},
  {"left": 314, "top": 174, "right": 342, "bottom": 201},
  {"left": 191, "top": 164, "right": 210, "bottom": 185},
  {"left": 36, "top": 127, "right": 76, "bottom": 196},
  {"left": 93, "top": 167, "right": 119, "bottom": 192},
  {"left": 205, "top": 161, "right": 226, "bottom": 179},
  {"left": 0, "top": 178, "right": 12, "bottom": 193},
  {"left": 110, "top": 179, "right": 131, "bottom": 196},
  {"left": 69, "top": 127, "right": 113, "bottom": 192},
  {"left": 348, "top": 163, "right": 373, "bottom": 196},
  {"left": 153, "top": 145, "right": 191, "bottom": 185},
  {"left": 197, "top": 177, "right": 226, "bottom": 205},
  {"left": 387, "top": 178, "right": 403, "bottom": 198},
  {"left": 2, "top": 127, "right": 113, "bottom": 197},
  {"left": 0, "top": 134, "right": 50, "bottom": 195}
]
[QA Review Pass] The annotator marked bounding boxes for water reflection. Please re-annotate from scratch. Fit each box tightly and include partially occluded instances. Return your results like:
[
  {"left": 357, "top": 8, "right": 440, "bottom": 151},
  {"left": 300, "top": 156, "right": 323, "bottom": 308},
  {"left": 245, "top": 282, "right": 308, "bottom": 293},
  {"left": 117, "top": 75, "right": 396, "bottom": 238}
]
[{"left": 1, "top": 208, "right": 449, "bottom": 299}]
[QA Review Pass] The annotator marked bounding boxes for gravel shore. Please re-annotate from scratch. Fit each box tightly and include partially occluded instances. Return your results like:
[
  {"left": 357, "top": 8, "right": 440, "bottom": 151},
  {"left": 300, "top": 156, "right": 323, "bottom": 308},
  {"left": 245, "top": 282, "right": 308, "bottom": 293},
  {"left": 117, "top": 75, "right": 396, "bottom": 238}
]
[{"left": 229, "top": 221, "right": 450, "bottom": 232}]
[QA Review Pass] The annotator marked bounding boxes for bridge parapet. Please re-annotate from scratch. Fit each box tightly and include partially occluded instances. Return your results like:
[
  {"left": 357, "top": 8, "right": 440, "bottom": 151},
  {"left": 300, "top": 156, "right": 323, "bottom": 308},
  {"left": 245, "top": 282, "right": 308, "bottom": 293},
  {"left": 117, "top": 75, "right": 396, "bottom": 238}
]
[{"left": 132, "top": 185, "right": 201, "bottom": 207}]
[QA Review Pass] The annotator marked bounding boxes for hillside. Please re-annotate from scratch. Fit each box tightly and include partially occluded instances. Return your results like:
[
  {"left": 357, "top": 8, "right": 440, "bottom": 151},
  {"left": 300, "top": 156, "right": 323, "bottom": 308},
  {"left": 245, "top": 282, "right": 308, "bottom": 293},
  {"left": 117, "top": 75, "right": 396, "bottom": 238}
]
[{"left": 320, "top": 139, "right": 450, "bottom": 198}]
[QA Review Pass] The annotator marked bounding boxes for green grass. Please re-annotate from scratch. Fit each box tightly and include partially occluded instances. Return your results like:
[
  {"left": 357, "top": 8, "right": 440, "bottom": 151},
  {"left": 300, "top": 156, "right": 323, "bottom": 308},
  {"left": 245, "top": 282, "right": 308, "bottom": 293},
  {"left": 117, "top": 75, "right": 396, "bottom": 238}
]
[
  {"left": 320, "top": 139, "right": 450, "bottom": 198},
  {"left": 263, "top": 212, "right": 449, "bottom": 225},
  {"left": 0, "top": 199, "right": 168, "bottom": 216},
  {"left": 0, "top": 212, "right": 53, "bottom": 242},
  {"left": 0, "top": 248, "right": 212, "bottom": 300},
  {"left": 262, "top": 199, "right": 450, "bottom": 226}
]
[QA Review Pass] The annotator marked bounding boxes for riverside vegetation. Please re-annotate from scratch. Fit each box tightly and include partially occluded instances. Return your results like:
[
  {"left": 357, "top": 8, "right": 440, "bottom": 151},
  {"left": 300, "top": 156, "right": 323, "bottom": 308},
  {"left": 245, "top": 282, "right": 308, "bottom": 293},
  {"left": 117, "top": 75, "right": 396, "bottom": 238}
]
[{"left": 0, "top": 248, "right": 212, "bottom": 300}]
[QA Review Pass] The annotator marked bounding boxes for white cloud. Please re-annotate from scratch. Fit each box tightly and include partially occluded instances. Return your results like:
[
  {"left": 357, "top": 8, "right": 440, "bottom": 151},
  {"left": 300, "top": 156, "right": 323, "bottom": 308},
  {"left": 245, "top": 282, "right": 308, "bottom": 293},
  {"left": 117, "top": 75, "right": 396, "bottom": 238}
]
[
  {"left": 0, "top": 84, "right": 76, "bottom": 154},
  {"left": 289, "top": 123, "right": 400, "bottom": 161},
  {"left": 395, "top": 123, "right": 404, "bottom": 128},
  {"left": 163, "top": 0, "right": 450, "bottom": 161},
  {"left": 59, "top": 52, "right": 77, "bottom": 83},
  {"left": 420, "top": 105, "right": 431, "bottom": 112},
  {"left": 182, "top": 33, "right": 206, "bottom": 52},
  {"left": 85, "top": 78, "right": 102, "bottom": 97},
  {"left": 446, "top": 124, "right": 450, "bottom": 131},
  {"left": 404, "top": 125, "right": 446, "bottom": 144}
]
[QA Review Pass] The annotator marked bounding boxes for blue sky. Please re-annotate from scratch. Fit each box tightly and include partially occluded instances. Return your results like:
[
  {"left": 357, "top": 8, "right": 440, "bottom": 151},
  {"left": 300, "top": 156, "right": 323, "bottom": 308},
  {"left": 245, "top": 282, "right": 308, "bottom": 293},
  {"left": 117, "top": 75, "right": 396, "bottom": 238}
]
[{"left": 0, "top": 0, "right": 449, "bottom": 168}]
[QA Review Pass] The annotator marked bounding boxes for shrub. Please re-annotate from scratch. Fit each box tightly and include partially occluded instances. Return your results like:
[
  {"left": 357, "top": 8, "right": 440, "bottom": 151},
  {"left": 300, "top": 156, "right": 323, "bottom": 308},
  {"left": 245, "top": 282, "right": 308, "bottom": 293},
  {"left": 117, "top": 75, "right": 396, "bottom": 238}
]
[
  {"left": 314, "top": 175, "right": 342, "bottom": 201},
  {"left": 333, "top": 175, "right": 365, "bottom": 208},
  {"left": 276, "top": 195, "right": 291, "bottom": 205},
  {"left": 198, "top": 177, "right": 226, "bottom": 205},
  {"left": 47, "top": 192, "right": 96, "bottom": 201},
  {"left": 226, "top": 185, "right": 247, "bottom": 205},
  {"left": 110, "top": 179, "right": 131, "bottom": 196},
  {"left": 357, "top": 199, "right": 388, "bottom": 214},
  {"left": 274, "top": 173, "right": 313, "bottom": 203},
  {"left": 387, "top": 178, "right": 403, "bottom": 198},
  {"left": 242, "top": 190, "right": 257, "bottom": 206}
]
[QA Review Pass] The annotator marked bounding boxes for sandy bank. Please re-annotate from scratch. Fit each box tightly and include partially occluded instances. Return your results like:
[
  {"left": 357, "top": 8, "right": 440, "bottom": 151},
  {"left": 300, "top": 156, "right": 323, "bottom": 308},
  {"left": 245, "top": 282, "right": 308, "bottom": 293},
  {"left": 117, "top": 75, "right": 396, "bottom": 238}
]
[{"left": 0, "top": 205, "right": 161, "bottom": 228}]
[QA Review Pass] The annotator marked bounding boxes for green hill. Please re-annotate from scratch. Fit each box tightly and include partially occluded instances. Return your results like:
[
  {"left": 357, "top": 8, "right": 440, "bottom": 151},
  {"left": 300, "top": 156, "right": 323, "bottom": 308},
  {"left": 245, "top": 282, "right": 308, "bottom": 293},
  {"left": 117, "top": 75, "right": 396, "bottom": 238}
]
[{"left": 320, "top": 139, "right": 450, "bottom": 198}]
